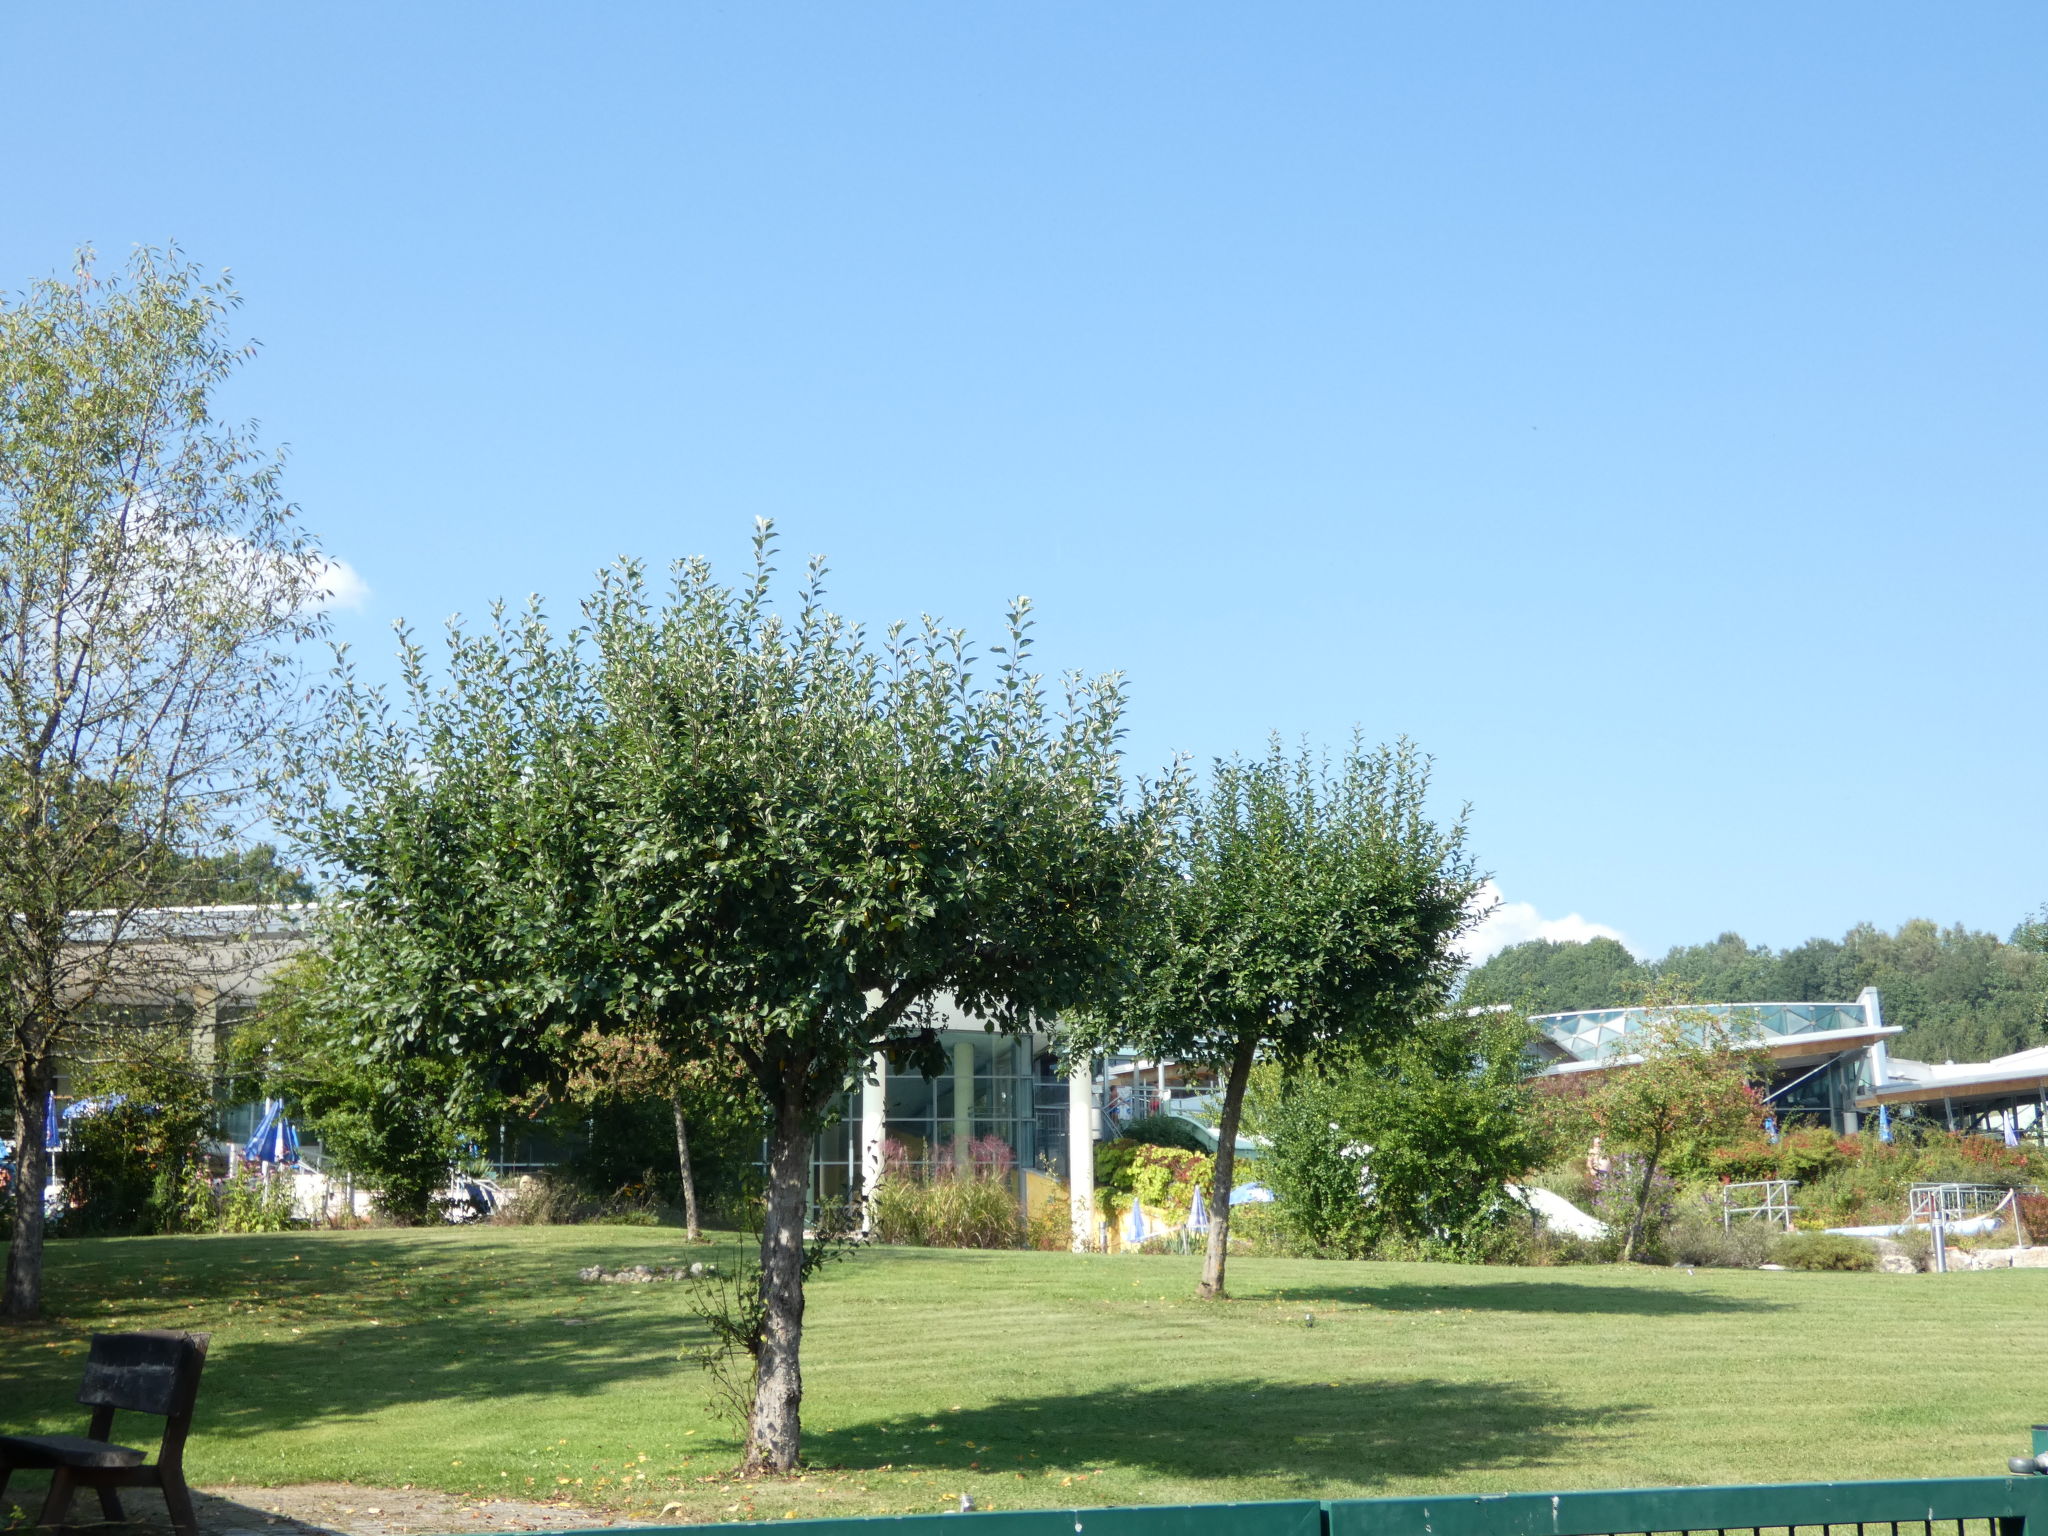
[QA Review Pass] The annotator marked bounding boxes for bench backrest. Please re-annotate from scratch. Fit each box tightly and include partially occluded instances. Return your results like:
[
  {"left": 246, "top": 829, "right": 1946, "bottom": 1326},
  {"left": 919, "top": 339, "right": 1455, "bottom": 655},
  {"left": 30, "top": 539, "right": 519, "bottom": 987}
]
[{"left": 76, "top": 1330, "right": 210, "bottom": 1419}]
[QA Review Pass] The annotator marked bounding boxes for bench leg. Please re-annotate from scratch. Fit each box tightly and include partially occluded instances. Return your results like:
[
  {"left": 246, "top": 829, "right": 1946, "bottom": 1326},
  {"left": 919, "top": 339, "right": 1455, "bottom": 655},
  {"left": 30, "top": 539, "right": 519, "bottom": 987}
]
[
  {"left": 36, "top": 1466, "right": 75, "bottom": 1530},
  {"left": 161, "top": 1470, "right": 199, "bottom": 1536},
  {"left": 95, "top": 1483, "right": 126, "bottom": 1522}
]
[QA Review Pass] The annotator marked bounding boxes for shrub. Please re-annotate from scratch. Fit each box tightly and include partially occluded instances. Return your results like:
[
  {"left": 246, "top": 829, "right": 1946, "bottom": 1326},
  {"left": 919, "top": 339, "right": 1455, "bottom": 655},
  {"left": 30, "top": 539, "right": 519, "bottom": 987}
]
[
  {"left": 1219, "top": 1200, "right": 1296, "bottom": 1256},
  {"left": 1117, "top": 1113, "right": 1211, "bottom": 1154},
  {"left": 2017, "top": 1192, "right": 2048, "bottom": 1245},
  {"left": 214, "top": 1169, "right": 302, "bottom": 1233},
  {"left": 1891, "top": 1224, "right": 1933, "bottom": 1270},
  {"left": 1661, "top": 1202, "right": 1777, "bottom": 1268},
  {"left": 1127, "top": 1145, "right": 1213, "bottom": 1224},
  {"left": 591, "top": 1208, "right": 662, "bottom": 1226},
  {"left": 1771, "top": 1231, "right": 1877, "bottom": 1271},
  {"left": 1516, "top": 1223, "right": 1606, "bottom": 1266},
  {"left": 58, "top": 1046, "right": 219, "bottom": 1235},
  {"left": 493, "top": 1171, "right": 597, "bottom": 1225}
]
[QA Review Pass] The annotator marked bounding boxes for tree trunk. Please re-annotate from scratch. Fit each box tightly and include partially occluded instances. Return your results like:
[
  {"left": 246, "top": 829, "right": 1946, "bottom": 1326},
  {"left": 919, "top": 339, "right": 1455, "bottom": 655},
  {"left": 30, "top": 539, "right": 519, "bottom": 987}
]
[
  {"left": 671, "top": 1088, "right": 701, "bottom": 1243},
  {"left": 1197, "top": 1034, "right": 1258, "bottom": 1301},
  {"left": 4, "top": 1049, "right": 52, "bottom": 1319},
  {"left": 743, "top": 1082, "right": 810, "bottom": 1474},
  {"left": 1622, "top": 1134, "right": 1663, "bottom": 1263}
]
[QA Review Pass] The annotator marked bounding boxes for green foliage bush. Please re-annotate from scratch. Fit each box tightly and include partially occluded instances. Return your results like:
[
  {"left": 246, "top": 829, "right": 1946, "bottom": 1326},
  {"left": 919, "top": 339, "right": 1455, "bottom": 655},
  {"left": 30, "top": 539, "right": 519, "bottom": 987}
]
[
  {"left": 1771, "top": 1231, "right": 1878, "bottom": 1271},
  {"left": 1116, "top": 1113, "right": 1210, "bottom": 1154},
  {"left": 59, "top": 1046, "right": 219, "bottom": 1236},
  {"left": 1126, "top": 1145, "right": 1212, "bottom": 1224},
  {"left": 1254, "top": 1015, "right": 1547, "bottom": 1260},
  {"left": 228, "top": 952, "right": 479, "bottom": 1224},
  {"left": 1659, "top": 1202, "right": 1777, "bottom": 1268},
  {"left": 214, "top": 1169, "right": 302, "bottom": 1233}
]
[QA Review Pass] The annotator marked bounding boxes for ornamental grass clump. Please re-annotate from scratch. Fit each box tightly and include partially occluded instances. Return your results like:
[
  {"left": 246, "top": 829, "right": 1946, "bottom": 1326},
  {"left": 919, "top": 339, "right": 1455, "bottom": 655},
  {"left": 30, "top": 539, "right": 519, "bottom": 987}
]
[{"left": 870, "top": 1136, "right": 1023, "bottom": 1249}]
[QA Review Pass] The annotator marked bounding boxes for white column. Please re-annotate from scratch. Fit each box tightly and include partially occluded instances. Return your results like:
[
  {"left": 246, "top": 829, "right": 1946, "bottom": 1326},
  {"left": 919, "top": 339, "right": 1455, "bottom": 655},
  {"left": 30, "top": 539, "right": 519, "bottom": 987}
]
[
  {"left": 1067, "top": 1054, "right": 1096, "bottom": 1252},
  {"left": 951, "top": 1038, "right": 975, "bottom": 1162},
  {"left": 859, "top": 1051, "right": 886, "bottom": 1228}
]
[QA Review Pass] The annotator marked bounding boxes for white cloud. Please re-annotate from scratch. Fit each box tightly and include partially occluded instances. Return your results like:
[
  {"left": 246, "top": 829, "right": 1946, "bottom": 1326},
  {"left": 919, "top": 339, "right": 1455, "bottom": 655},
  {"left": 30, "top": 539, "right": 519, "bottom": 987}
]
[
  {"left": 1456, "top": 880, "right": 1636, "bottom": 964},
  {"left": 311, "top": 556, "right": 370, "bottom": 612}
]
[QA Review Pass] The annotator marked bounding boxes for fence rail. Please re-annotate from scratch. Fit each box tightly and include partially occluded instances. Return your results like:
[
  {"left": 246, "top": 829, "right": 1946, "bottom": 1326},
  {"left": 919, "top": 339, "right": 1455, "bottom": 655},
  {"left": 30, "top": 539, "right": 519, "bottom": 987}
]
[{"left": 557, "top": 1475, "right": 2048, "bottom": 1536}]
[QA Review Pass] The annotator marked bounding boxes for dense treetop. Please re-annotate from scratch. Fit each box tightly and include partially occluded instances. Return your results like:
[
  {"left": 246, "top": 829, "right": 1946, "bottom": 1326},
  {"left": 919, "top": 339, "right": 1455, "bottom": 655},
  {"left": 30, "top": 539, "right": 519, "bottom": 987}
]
[{"left": 1463, "top": 915, "right": 2048, "bottom": 1063}]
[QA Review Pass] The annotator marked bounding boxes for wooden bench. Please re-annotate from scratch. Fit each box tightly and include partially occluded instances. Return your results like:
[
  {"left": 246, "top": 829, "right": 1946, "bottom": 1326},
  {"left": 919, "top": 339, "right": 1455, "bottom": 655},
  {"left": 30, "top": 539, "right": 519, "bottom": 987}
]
[{"left": 0, "top": 1329, "right": 211, "bottom": 1535}]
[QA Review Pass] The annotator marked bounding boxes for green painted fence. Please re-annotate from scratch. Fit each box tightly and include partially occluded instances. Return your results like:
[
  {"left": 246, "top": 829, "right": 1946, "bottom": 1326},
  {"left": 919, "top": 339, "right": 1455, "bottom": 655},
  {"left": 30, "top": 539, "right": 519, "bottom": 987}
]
[{"left": 558, "top": 1471, "right": 2048, "bottom": 1536}]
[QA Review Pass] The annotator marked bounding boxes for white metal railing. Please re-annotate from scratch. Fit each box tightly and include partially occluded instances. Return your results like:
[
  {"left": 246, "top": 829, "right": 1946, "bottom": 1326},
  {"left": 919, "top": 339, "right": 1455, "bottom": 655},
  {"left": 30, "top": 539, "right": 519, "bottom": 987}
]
[
  {"left": 1721, "top": 1179, "right": 1799, "bottom": 1231},
  {"left": 1909, "top": 1182, "right": 2013, "bottom": 1221}
]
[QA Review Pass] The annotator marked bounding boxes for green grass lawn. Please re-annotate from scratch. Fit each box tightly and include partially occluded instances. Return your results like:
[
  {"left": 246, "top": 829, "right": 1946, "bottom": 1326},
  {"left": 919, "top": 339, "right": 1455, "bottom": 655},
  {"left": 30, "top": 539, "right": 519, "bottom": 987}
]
[{"left": 0, "top": 1226, "right": 2037, "bottom": 1523}]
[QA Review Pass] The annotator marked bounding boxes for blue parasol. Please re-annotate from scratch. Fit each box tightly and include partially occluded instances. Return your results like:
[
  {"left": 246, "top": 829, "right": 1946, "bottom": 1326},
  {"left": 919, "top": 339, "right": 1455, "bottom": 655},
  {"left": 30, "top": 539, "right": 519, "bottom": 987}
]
[
  {"left": 1878, "top": 1103, "right": 1893, "bottom": 1143},
  {"left": 1187, "top": 1186, "right": 1210, "bottom": 1234},
  {"left": 1126, "top": 1199, "right": 1149, "bottom": 1246},
  {"left": 62, "top": 1093, "right": 126, "bottom": 1121},
  {"left": 244, "top": 1101, "right": 301, "bottom": 1165}
]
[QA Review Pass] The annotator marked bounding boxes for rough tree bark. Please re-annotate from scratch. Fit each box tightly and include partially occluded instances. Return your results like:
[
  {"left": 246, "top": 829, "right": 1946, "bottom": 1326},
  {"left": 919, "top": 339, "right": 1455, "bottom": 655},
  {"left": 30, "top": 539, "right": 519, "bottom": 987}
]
[
  {"left": 671, "top": 1088, "right": 702, "bottom": 1243},
  {"left": 4, "top": 1046, "right": 53, "bottom": 1318},
  {"left": 1197, "top": 1034, "right": 1259, "bottom": 1301},
  {"left": 743, "top": 1070, "right": 812, "bottom": 1474}
]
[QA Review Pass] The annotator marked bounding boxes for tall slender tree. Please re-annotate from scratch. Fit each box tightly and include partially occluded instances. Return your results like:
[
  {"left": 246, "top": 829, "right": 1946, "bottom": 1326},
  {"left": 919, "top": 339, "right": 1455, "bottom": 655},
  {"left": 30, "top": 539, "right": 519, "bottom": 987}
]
[
  {"left": 302, "top": 526, "right": 1165, "bottom": 1471},
  {"left": 0, "top": 247, "right": 329, "bottom": 1316},
  {"left": 1067, "top": 736, "right": 1481, "bottom": 1300}
]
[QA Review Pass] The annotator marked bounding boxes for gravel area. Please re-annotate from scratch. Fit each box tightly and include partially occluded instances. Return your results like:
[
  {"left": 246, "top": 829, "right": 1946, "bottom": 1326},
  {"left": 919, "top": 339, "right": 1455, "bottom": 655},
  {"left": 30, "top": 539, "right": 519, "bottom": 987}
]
[{"left": 2, "top": 1482, "right": 662, "bottom": 1536}]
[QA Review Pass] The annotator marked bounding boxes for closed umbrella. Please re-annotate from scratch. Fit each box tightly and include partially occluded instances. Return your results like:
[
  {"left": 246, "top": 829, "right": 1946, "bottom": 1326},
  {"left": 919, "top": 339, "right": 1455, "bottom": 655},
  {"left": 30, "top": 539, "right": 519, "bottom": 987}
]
[
  {"left": 1126, "top": 1200, "right": 1149, "bottom": 1246},
  {"left": 1187, "top": 1186, "right": 1210, "bottom": 1234},
  {"left": 244, "top": 1101, "right": 300, "bottom": 1165},
  {"left": 1878, "top": 1104, "right": 1893, "bottom": 1144}
]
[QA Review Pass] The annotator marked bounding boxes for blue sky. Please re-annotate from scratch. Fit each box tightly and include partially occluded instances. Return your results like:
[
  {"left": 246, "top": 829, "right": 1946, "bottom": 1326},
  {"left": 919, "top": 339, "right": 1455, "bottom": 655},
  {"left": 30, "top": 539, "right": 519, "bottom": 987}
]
[{"left": 4, "top": 3, "right": 2043, "bottom": 961}]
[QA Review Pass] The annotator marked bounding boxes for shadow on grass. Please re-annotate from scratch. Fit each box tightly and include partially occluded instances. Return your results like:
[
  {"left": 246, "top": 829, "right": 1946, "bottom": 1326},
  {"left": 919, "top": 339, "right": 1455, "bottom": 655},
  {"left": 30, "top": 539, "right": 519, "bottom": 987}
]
[
  {"left": 1249, "top": 1279, "right": 1775, "bottom": 1316},
  {"left": 40, "top": 1229, "right": 700, "bottom": 1312},
  {"left": 2, "top": 1232, "right": 724, "bottom": 1441},
  {"left": 0, "top": 1314, "right": 703, "bottom": 1444},
  {"left": 810, "top": 1377, "right": 1640, "bottom": 1489}
]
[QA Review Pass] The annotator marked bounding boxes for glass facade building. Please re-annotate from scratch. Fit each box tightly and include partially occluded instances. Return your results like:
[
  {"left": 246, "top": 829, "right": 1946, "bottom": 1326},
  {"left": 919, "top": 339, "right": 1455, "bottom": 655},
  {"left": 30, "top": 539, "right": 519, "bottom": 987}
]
[
  {"left": 807, "top": 1028, "right": 1075, "bottom": 1210},
  {"left": 1530, "top": 993, "right": 1893, "bottom": 1133}
]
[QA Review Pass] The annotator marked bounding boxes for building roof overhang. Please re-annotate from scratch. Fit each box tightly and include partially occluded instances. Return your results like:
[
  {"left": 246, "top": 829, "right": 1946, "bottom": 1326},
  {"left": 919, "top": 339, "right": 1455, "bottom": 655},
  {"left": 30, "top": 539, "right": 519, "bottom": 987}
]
[
  {"left": 1857, "top": 1067, "right": 2048, "bottom": 1109},
  {"left": 1534, "top": 1024, "right": 1898, "bottom": 1078}
]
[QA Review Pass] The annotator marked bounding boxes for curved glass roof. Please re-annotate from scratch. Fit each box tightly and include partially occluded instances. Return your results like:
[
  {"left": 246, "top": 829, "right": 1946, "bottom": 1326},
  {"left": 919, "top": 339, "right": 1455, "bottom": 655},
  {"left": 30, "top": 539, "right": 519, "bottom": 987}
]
[{"left": 1533, "top": 1001, "right": 1872, "bottom": 1065}]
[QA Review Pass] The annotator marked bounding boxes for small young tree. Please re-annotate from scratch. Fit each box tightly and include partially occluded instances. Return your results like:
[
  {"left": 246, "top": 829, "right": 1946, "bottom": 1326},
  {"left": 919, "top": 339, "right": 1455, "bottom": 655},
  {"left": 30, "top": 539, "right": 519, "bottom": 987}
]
[
  {"left": 0, "top": 247, "right": 330, "bottom": 1315},
  {"left": 1066, "top": 736, "right": 1482, "bottom": 1300},
  {"left": 1583, "top": 1003, "right": 1765, "bottom": 1261},
  {"left": 1257, "top": 1011, "right": 1545, "bottom": 1259},
  {"left": 300, "top": 526, "right": 1165, "bottom": 1471},
  {"left": 563, "top": 1027, "right": 753, "bottom": 1241}
]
